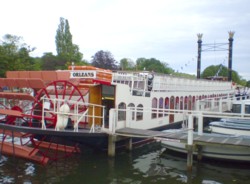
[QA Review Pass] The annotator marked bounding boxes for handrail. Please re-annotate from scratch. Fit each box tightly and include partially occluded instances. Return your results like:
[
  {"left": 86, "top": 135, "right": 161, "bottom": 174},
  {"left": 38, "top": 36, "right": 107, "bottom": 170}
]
[
  {"left": 107, "top": 97, "right": 250, "bottom": 134},
  {"left": 41, "top": 97, "right": 105, "bottom": 132}
]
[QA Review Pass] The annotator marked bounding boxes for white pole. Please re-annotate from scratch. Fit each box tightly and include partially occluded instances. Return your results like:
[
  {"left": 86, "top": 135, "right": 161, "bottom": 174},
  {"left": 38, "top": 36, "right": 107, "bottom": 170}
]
[
  {"left": 187, "top": 115, "right": 193, "bottom": 145},
  {"left": 197, "top": 113, "right": 203, "bottom": 135}
]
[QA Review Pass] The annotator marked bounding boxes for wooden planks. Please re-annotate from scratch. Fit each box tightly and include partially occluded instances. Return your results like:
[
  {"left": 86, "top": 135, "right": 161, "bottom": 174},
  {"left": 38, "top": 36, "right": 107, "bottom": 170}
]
[{"left": 116, "top": 127, "right": 250, "bottom": 149}]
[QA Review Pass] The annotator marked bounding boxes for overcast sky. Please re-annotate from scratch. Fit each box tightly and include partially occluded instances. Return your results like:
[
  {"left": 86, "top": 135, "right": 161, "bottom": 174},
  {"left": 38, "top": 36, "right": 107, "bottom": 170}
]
[{"left": 1, "top": 0, "right": 250, "bottom": 79}]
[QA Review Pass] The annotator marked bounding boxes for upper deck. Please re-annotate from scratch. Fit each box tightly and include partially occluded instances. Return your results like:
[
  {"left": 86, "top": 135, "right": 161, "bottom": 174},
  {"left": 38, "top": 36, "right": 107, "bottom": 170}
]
[
  {"left": 2, "top": 66, "right": 234, "bottom": 94},
  {"left": 112, "top": 70, "right": 233, "bottom": 93}
]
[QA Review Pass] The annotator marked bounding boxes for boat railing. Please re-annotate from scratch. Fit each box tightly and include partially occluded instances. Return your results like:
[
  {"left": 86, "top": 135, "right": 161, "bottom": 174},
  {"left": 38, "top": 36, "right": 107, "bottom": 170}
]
[
  {"left": 112, "top": 71, "right": 233, "bottom": 93},
  {"left": 41, "top": 97, "right": 105, "bottom": 133},
  {"left": 195, "top": 95, "right": 250, "bottom": 113},
  {"left": 108, "top": 104, "right": 250, "bottom": 134}
]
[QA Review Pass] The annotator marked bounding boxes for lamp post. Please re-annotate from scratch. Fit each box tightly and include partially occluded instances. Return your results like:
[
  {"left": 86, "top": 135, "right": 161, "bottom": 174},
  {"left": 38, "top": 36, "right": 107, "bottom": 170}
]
[
  {"left": 228, "top": 31, "right": 235, "bottom": 81},
  {"left": 197, "top": 33, "right": 203, "bottom": 79}
]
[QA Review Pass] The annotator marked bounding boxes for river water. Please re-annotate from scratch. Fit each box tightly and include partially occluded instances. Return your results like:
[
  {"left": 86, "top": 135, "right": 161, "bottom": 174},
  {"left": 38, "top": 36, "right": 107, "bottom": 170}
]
[{"left": 0, "top": 143, "right": 249, "bottom": 184}]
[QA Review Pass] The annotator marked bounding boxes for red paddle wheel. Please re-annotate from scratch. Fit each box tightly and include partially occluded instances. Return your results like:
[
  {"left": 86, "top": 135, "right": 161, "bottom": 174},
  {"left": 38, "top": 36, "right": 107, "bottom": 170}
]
[
  {"left": 28, "top": 80, "right": 88, "bottom": 128},
  {"left": 0, "top": 76, "right": 89, "bottom": 163},
  {"left": 0, "top": 92, "right": 33, "bottom": 125},
  {"left": 25, "top": 80, "right": 89, "bottom": 161}
]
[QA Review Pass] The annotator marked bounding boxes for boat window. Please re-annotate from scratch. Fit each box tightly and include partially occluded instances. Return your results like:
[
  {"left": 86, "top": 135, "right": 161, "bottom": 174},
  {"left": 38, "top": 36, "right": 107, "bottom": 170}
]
[
  {"left": 175, "top": 97, "right": 179, "bottom": 110},
  {"left": 245, "top": 105, "right": 250, "bottom": 114},
  {"left": 184, "top": 96, "right": 188, "bottom": 110},
  {"left": 232, "top": 104, "right": 241, "bottom": 113},
  {"left": 128, "top": 103, "right": 135, "bottom": 120},
  {"left": 180, "top": 97, "right": 183, "bottom": 110},
  {"left": 192, "top": 96, "right": 196, "bottom": 110},
  {"left": 136, "top": 104, "right": 143, "bottom": 121},
  {"left": 118, "top": 102, "right": 126, "bottom": 121},
  {"left": 164, "top": 97, "right": 169, "bottom": 116},
  {"left": 151, "top": 98, "right": 157, "bottom": 119},
  {"left": 159, "top": 97, "right": 163, "bottom": 117}
]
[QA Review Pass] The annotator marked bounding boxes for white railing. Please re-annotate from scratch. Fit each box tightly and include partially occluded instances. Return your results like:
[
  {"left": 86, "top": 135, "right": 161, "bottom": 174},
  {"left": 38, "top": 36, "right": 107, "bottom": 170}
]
[
  {"left": 112, "top": 71, "right": 233, "bottom": 93},
  {"left": 107, "top": 97, "right": 250, "bottom": 134},
  {"left": 41, "top": 97, "right": 105, "bottom": 133}
]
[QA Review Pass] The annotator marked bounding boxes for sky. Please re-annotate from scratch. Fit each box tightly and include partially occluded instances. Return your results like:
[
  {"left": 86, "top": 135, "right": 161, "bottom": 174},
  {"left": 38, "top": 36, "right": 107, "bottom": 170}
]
[{"left": 1, "top": 0, "right": 250, "bottom": 80}]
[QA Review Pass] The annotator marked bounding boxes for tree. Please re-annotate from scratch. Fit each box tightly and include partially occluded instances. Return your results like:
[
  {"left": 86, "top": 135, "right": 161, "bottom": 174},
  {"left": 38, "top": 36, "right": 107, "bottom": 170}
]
[
  {"left": 41, "top": 52, "right": 59, "bottom": 70},
  {"left": 120, "top": 58, "right": 135, "bottom": 70},
  {"left": 135, "top": 58, "right": 174, "bottom": 74},
  {"left": 0, "top": 34, "right": 36, "bottom": 77},
  {"left": 246, "top": 81, "right": 250, "bottom": 87},
  {"left": 55, "top": 17, "right": 83, "bottom": 67},
  {"left": 91, "top": 50, "right": 118, "bottom": 70},
  {"left": 201, "top": 64, "right": 241, "bottom": 83}
]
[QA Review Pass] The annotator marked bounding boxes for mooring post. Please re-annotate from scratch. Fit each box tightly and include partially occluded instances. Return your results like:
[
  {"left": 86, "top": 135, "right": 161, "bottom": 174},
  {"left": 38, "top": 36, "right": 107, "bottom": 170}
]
[
  {"left": 197, "top": 145, "right": 203, "bottom": 161},
  {"left": 187, "top": 114, "right": 194, "bottom": 171},
  {"left": 108, "top": 135, "right": 116, "bottom": 157},
  {"left": 197, "top": 113, "right": 203, "bottom": 136},
  {"left": 125, "top": 138, "right": 132, "bottom": 151}
]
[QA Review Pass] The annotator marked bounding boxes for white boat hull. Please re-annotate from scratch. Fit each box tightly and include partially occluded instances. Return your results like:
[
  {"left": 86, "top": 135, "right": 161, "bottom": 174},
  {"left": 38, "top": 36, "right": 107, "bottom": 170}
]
[
  {"left": 209, "top": 121, "right": 250, "bottom": 136},
  {"left": 162, "top": 141, "right": 250, "bottom": 161}
]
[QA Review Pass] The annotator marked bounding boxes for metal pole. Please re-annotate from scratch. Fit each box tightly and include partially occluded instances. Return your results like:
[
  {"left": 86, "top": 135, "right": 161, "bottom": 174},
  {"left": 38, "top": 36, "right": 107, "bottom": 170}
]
[
  {"left": 197, "top": 33, "right": 203, "bottom": 79},
  {"left": 228, "top": 31, "right": 235, "bottom": 81},
  {"left": 187, "top": 114, "right": 194, "bottom": 171}
]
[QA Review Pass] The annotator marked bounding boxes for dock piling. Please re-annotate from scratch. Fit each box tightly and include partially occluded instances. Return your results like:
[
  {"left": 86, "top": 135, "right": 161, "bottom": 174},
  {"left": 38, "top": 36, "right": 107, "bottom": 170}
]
[
  {"left": 125, "top": 138, "right": 132, "bottom": 151},
  {"left": 108, "top": 135, "right": 116, "bottom": 157},
  {"left": 197, "top": 113, "right": 203, "bottom": 136},
  {"left": 187, "top": 115, "right": 194, "bottom": 171},
  {"left": 197, "top": 145, "right": 203, "bottom": 161}
]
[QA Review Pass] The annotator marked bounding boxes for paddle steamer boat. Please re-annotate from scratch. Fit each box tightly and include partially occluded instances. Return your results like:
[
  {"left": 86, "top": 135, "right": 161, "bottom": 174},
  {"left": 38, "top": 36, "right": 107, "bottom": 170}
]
[{"left": 0, "top": 66, "right": 235, "bottom": 162}]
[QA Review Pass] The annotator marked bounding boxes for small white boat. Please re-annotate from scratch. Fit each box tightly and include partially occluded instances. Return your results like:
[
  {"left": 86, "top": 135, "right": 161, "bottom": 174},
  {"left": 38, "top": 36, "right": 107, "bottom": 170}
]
[
  {"left": 208, "top": 99, "right": 250, "bottom": 136},
  {"left": 209, "top": 120, "right": 250, "bottom": 136},
  {"left": 161, "top": 130, "right": 250, "bottom": 161},
  {"left": 220, "top": 118, "right": 250, "bottom": 125}
]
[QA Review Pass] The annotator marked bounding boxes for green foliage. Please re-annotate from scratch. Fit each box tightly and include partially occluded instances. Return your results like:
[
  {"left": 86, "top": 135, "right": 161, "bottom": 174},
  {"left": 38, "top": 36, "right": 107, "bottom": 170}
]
[
  {"left": 120, "top": 58, "right": 135, "bottom": 70},
  {"left": 135, "top": 58, "right": 174, "bottom": 74},
  {"left": 173, "top": 72, "right": 196, "bottom": 79},
  {"left": 0, "top": 34, "right": 37, "bottom": 77},
  {"left": 91, "top": 50, "right": 118, "bottom": 70},
  {"left": 201, "top": 64, "right": 241, "bottom": 83},
  {"left": 246, "top": 81, "right": 250, "bottom": 87},
  {"left": 55, "top": 17, "right": 83, "bottom": 65},
  {"left": 41, "top": 52, "right": 59, "bottom": 70}
]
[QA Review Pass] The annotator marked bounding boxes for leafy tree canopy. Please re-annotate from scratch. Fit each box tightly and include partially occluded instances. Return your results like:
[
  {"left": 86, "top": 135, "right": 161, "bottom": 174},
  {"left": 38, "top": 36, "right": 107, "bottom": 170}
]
[
  {"left": 173, "top": 72, "right": 196, "bottom": 79},
  {"left": 136, "top": 58, "right": 174, "bottom": 74},
  {"left": 55, "top": 17, "right": 83, "bottom": 67},
  {"left": 201, "top": 64, "right": 241, "bottom": 83},
  {"left": 120, "top": 58, "right": 135, "bottom": 70},
  {"left": 91, "top": 50, "right": 118, "bottom": 70},
  {"left": 0, "top": 34, "right": 36, "bottom": 77}
]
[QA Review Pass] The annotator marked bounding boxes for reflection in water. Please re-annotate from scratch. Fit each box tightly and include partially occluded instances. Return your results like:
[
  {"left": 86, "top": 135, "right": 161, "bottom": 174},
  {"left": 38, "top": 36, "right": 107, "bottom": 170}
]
[
  {"left": 0, "top": 143, "right": 249, "bottom": 183},
  {"left": 133, "top": 146, "right": 250, "bottom": 184}
]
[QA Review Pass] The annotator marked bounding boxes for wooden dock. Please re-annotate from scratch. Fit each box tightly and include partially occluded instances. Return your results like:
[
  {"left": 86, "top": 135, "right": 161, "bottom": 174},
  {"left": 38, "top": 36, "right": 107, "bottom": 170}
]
[
  {"left": 113, "top": 127, "right": 250, "bottom": 171},
  {"left": 115, "top": 127, "right": 250, "bottom": 149}
]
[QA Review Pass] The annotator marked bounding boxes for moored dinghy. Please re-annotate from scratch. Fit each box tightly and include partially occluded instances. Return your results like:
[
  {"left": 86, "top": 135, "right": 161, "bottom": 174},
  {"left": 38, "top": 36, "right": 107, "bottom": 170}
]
[{"left": 161, "top": 129, "right": 250, "bottom": 161}]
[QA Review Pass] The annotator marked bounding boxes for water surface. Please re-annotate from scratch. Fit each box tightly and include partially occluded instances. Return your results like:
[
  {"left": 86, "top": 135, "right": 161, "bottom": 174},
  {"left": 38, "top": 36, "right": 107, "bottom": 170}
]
[{"left": 0, "top": 143, "right": 249, "bottom": 184}]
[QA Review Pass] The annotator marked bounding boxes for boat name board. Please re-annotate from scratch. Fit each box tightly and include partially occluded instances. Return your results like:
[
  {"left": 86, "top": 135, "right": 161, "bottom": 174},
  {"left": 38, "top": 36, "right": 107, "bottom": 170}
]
[{"left": 70, "top": 70, "right": 96, "bottom": 78}]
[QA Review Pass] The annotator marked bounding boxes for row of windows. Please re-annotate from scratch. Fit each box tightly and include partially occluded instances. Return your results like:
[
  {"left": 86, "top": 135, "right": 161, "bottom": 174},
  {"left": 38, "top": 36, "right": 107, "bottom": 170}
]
[
  {"left": 118, "top": 94, "right": 228, "bottom": 121},
  {"left": 118, "top": 103, "right": 143, "bottom": 121}
]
